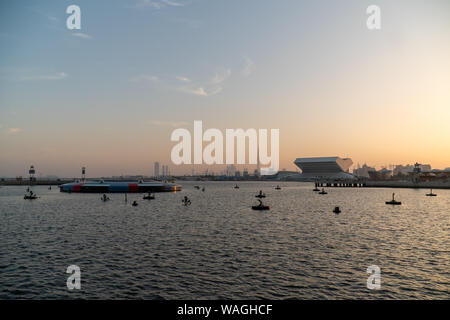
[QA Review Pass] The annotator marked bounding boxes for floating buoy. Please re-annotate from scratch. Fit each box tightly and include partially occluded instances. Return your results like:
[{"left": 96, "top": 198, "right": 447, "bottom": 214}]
[
  {"left": 333, "top": 206, "right": 341, "bottom": 214},
  {"left": 132, "top": 201, "right": 139, "bottom": 207},
  {"left": 182, "top": 196, "right": 191, "bottom": 206},
  {"left": 24, "top": 190, "right": 38, "bottom": 200},
  {"left": 252, "top": 199, "right": 270, "bottom": 210},
  {"left": 143, "top": 193, "right": 155, "bottom": 200},
  {"left": 386, "top": 193, "right": 401, "bottom": 205},
  {"left": 255, "top": 190, "right": 266, "bottom": 198},
  {"left": 252, "top": 204, "right": 270, "bottom": 210}
]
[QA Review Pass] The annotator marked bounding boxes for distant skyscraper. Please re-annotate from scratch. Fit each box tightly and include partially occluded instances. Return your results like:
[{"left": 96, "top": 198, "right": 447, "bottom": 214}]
[
  {"left": 161, "top": 165, "right": 168, "bottom": 177},
  {"left": 154, "top": 162, "right": 160, "bottom": 177}
]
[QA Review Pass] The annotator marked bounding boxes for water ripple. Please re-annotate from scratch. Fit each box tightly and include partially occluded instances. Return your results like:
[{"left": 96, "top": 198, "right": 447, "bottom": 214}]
[{"left": 0, "top": 182, "right": 449, "bottom": 299}]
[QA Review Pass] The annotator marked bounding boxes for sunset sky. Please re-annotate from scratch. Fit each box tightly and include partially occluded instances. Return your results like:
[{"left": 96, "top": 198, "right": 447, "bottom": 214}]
[{"left": 1, "top": 0, "right": 449, "bottom": 177}]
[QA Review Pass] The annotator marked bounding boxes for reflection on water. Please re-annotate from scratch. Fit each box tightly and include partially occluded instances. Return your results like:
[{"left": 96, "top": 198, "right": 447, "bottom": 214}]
[{"left": 0, "top": 182, "right": 448, "bottom": 299}]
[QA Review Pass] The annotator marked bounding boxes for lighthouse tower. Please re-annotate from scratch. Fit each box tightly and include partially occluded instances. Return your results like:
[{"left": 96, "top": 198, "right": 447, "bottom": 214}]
[{"left": 28, "top": 165, "right": 35, "bottom": 186}]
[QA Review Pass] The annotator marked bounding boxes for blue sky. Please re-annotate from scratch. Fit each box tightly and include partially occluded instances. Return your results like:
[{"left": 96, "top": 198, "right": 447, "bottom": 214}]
[{"left": 1, "top": 0, "right": 450, "bottom": 177}]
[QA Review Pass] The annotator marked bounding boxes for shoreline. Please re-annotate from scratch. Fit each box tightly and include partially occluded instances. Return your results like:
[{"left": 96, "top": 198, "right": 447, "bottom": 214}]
[{"left": 1, "top": 179, "right": 450, "bottom": 189}]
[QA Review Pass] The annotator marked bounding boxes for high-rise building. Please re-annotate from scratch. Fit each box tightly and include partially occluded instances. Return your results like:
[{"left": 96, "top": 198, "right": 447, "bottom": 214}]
[
  {"left": 161, "top": 165, "right": 169, "bottom": 177},
  {"left": 154, "top": 162, "right": 160, "bottom": 178}
]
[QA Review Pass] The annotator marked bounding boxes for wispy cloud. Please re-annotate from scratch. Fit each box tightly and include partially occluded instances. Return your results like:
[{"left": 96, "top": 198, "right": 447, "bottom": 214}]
[
  {"left": 178, "top": 86, "right": 222, "bottom": 97},
  {"left": 178, "top": 69, "right": 230, "bottom": 97},
  {"left": 242, "top": 56, "right": 254, "bottom": 77},
  {"left": 8, "top": 128, "right": 21, "bottom": 134},
  {"left": 131, "top": 68, "right": 231, "bottom": 97},
  {"left": 20, "top": 72, "right": 68, "bottom": 81},
  {"left": 131, "top": 0, "right": 187, "bottom": 9},
  {"left": 211, "top": 68, "right": 231, "bottom": 84},
  {"left": 161, "top": 0, "right": 185, "bottom": 6},
  {"left": 180, "top": 68, "right": 230, "bottom": 96},
  {"left": 129, "top": 74, "right": 160, "bottom": 83},
  {"left": 175, "top": 76, "right": 191, "bottom": 83},
  {"left": 72, "top": 32, "right": 93, "bottom": 40},
  {"left": 150, "top": 120, "right": 189, "bottom": 127}
]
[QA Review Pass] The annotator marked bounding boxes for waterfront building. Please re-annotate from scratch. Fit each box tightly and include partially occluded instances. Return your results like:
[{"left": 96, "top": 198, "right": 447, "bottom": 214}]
[
  {"left": 294, "top": 156, "right": 354, "bottom": 180},
  {"left": 368, "top": 168, "right": 392, "bottom": 181},
  {"left": 353, "top": 163, "right": 376, "bottom": 178}
]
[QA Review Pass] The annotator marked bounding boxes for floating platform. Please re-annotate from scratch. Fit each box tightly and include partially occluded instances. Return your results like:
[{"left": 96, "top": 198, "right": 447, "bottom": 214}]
[{"left": 59, "top": 181, "right": 181, "bottom": 193}]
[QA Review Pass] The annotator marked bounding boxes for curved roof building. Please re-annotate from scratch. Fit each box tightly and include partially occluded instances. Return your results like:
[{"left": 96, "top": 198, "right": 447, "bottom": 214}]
[{"left": 294, "top": 156, "right": 355, "bottom": 180}]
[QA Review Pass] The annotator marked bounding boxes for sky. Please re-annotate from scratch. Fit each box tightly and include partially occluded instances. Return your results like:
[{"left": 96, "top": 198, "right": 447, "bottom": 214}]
[{"left": 1, "top": 0, "right": 449, "bottom": 177}]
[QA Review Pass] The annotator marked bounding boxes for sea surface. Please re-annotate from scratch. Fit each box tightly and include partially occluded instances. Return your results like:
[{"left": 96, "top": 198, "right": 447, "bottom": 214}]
[{"left": 0, "top": 182, "right": 448, "bottom": 299}]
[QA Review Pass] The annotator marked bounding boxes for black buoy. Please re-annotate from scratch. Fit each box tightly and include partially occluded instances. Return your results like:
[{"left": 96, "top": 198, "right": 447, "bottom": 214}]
[
  {"left": 234, "top": 184, "right": 239, "bottom": 189},
  {"left": 386, "top": 193, "right": 401, "bottom": 205},
  {"left": 132, "top": 200, "right": 138, "bottom": 207},
  {"left": 333, "top": 206, "right": 341, "bottom": 214},
  {"left": 252, "top": 199, "right": 270, "bottom": 210},
  {"left": 24, "top": 192, "right": 38, "bottom": 200},
  {"left": 143, "top": 193, "right": 155, "bottom": 200},
  {"left": 426, "top": 189, "right": 437, "bottom": 197},
  {"left": 255, "top": 190, "right": 266, "bottom": 198},
  {"left": 24, "top": 189, "right": 38, "bottom": 200},
  {"left": 313, "top": 182, "right": 320, "bottom": 191},
  {"left": 318, "top": 188, "right": 327, "bottom": 195},
  {"left": 182, "top": 196, "right": 191, "bottom": 206}
]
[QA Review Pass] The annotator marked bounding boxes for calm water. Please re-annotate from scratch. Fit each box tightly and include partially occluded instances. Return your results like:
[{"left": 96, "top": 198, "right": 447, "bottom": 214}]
[{"left": 0, "top": 182, "right": 448, "bottom": 299}]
